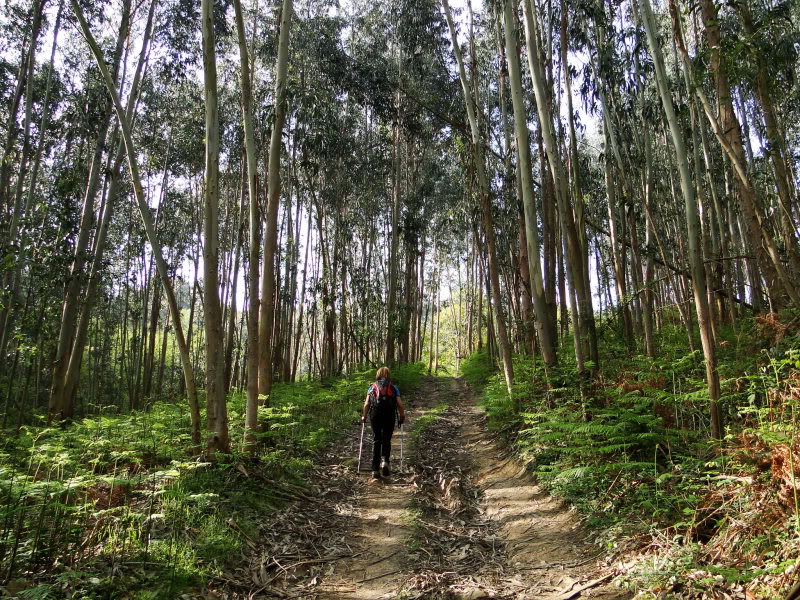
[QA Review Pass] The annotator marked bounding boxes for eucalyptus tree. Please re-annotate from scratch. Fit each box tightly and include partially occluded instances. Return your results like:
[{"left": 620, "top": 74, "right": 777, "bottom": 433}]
[
  {"left": 638, "top": 0, "right": 722, "bottom": 439},
  {"left": 522, "top": 0, "right": 601, "bottom": 373},
  {"left": 199, "top": 0, "right": 230, "bottom": 451},
  {"left": 734, "top": 2, "right": 799, "bottom": 271},
  {"left": 694, "top": 0, "right": 780, "bottom": 311},
  {"left": 232, "top": 0, "right": 261, "bottom": 449},
  {"left": 0, "top": 0, "right": 46, "bottom": 253},
  {"left": 666, "top": 0, "right": 798, "bottom": 308},
  {"left": 47, "top": 0, "right": 133, "bottom": 421},
  {"left": 70, "top": 0, "right": 202, "bottom": 444},
  {"left": 0, "top": 0, "right": 62, "bottom": 374},
  {"left": 442, "top": 0, "right": 514, "bottom": 396},
  {"left": 259, "top": 0, "right": 293, "bottom": 399},
  {"left": 59, "top": 0, "right": 159, "bottom": 417},
  {"left": 499, "top": 0, "right": 556, "bottom": 368}
]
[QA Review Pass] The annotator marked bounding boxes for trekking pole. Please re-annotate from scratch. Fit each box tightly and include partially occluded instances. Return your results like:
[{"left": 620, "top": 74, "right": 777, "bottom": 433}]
[
  {"left": 400, "top": 423, "right": 404, "bottom": 473},
  {"left": 357, "top": 419, "right": 366, "bottom": 474}
]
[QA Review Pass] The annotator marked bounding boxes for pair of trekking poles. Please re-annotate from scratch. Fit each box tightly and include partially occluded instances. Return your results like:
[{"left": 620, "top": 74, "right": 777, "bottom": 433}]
[{"left": 356, "top": 415, "right": 403, "bottom": 474}]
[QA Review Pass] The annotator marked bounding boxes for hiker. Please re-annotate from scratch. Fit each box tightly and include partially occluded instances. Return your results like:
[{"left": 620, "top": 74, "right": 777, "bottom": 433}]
[{"left": 362, "top": 367, "right": 405, "bottom": 479}]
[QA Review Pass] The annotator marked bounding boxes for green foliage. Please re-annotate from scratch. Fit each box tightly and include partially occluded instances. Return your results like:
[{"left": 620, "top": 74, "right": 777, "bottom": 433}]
[
  {"left": 17, "top": 586, "right": 59, "bottom": 600},
  {"left": 474, "top": 312, "right": 800, "bottom": 596},
  {"left": 392, "top": 361, "right": 426, "bottom": 395},
  {"left": 410, "top": 403, "right": 448, "bottom": 446},
  {"left": 459, "top": 349, "right": 495, "bottom": 389},
  {"left": 0, "top": 362, "right": 426, "bottom": 597}
]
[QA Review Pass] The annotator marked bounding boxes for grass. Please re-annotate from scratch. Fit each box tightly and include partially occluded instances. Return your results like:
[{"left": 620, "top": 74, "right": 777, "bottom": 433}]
[
  {"left": 0, "top": 362, "right": 426, "bottom": 598},
  {"left": 409, "top": 403, "right": 449, "bottom": 447},
  {"left": 459, "top": 349, "right": 495, "bottom": 390}
]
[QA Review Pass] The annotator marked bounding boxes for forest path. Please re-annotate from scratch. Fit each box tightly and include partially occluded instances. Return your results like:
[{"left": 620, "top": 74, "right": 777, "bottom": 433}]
[
  {"left": 313, "top": 377, "right": 443, "bottom": 599},
  {"left": 451, "top": 378, "right": 628, "bottom": 599},
  {"left": 236, "top": 376, "right": 628, "bottom": 599}
]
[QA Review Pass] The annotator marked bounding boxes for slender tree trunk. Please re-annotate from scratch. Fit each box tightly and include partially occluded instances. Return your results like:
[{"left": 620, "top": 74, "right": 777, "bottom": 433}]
[
  {"left": 291, "top": 209, "right": 312, "bottom": 381},
  {"left": 735, "top": 3, "right": 800, "bottom": 280},
  {"left": 0, "top": 0, "right": 63, "bottom": 371},
  {"left": 225, "top": 212, "right": 243, "bottom": 393},
  {"left": 443, "top": 0, "right": 514, "bottom": 394},
  {"left": 522, "top": 0, "right": 597, "bottom": 373},
  {"left": 386, "top": 105, "right": 402, "bottom": 366},
  {"left": 200, "top": 0, "right": 230, "bottom": 452},
  {"left": 502, "top": 0, "right": 556, "bottom": 366},
  {"left": 48, "top": 0, "right": 132, "bottom": 421},
  {"left": 689, "top": 0, "right": 794, "bottom": 305},
  {"left": 641, "top": 129, "right": 656, "bottom": 358},
  {"left": 233, "top": 0, "right": 262, "bottom": 449},
  {"left": 259, "top": 0, "right": 292, "bottom": 398},
  {"left": 640, "top": 0, "right": 722, "bottom": 439},
  {"left": 71, "top": 0, "right": 202, "bottom": 447},
  {"left": 604, "top": 140, "right": 633, "bottom": 346}
]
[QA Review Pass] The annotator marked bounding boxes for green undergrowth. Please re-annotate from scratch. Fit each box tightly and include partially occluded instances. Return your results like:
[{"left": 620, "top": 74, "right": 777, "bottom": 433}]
[
  {"left": 0, "top": 362, "right": 425, "bottom": 599},
  {"left": 468, "top": 313, "right": 800, "bottom": 598},
  {"left": 459, "top": 348, "right": 496, "bottom": 391},
  {"left": 410, "top": 403, "right": 449, "bottom": 447}
]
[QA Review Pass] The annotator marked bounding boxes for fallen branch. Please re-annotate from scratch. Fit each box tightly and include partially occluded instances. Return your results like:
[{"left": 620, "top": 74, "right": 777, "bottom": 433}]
[
  {"left": 365, "top": 549, "right": 401, "bottom": 567},
  {"left": 554, "top": 573, "right": 614, "bottom": 600}
]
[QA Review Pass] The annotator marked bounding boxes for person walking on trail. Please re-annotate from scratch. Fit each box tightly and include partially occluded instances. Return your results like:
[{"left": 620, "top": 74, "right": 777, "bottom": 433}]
[{"left": 362, "top": 367, "right": 405, "bottom": 480}]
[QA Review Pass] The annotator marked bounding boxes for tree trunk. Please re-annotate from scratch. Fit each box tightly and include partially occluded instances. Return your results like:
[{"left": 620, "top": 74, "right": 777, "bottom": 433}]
[
  {"left": 640, "top": 0, "right": 722, "bottom": 439},
  {"left": 502, "top": 0, "right": 556, "bottom": 366},
  {"left": 521, "top": 0, "right": 596, "bottom": 375},
  {"left": 735, "top": 2, "right": 800, "bottom": 281},
  {"left": 386, "top": 110, "right": 402, "bottom": 366},
  {"left": 48, "top": 0, "right": 132, "bottom": 421},
  {"left": 692, "top": 0, "right": 794, "bottom": 305},
  {"left": 200, "top": 0, "right": 230, "bottom": 452},
  {"left": 71, "top": 0, "right": 202, "bottom": 446},
  {"left": 259, "top": 0, "right": 292, "bottom": 398},
  {"left": 233, "top": 0, "right": 262, "bottom": 449},
  {"left": 443, "top": 0, "right": 514, "bottom": 395}
]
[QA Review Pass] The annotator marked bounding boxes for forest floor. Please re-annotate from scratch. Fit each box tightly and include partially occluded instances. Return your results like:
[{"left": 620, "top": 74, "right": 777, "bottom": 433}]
[{"left": 225, "top": 376, "right": 631, "bottom": 599}]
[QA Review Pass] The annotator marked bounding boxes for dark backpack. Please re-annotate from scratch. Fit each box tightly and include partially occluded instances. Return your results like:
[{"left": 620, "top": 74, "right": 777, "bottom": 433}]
[{"left": 368, "top": 380, "right": 396, "bottom": 418}]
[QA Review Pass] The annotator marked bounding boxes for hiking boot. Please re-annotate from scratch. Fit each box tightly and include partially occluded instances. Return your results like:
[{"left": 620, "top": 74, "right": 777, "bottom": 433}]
[
  {"left": 381, "top": 459, "right": 390, "bottom": 477},
  {"left": 371, "top": 470, "right": 381, "bottom": 480}
]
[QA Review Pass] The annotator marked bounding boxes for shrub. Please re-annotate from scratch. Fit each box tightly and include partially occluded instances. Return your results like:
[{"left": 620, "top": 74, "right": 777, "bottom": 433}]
[{"left": 460, "top": 350, "right": 495, "bottom": 388}]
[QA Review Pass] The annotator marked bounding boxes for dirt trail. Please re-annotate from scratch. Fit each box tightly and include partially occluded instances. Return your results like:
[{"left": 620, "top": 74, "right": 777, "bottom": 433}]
[
  {"left": 314, "top": 479, "right": 410, "bottom": 599},
  {"left": 316, "top": 379, "right": 442, "bottom": 599},
  {"left": 456, "top": 377, "right": 627, "bottom": 599},
  {"left": 234, "top": 376, "right": 628, "bottom": 599}
]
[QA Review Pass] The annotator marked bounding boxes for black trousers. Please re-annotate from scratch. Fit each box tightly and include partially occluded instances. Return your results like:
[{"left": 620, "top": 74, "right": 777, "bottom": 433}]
[{"left": 370, "top": 411, "right": 395, "bottom": 471}]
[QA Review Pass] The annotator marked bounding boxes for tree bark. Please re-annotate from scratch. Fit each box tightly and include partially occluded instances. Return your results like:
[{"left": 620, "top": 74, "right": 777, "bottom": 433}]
[
  {"left": 200, "top": 0, "right": 230, "bottom": 452},
  {"left": 48, "top": 0, "right": 132, "bottom": 422},
  {"left": 640, "top": 0, "right": 722, "bottom": 439},
  {"left": 502, "top": 0, "right": 557, "bottom": 367},
  {"left": 71, "top": 0, "right": 202, "bottom": 446},
  {"left": 259, "top": 0, "right": 293, "bottom": 398},
  {"left": 443, "top": 0, "right": 514, "bottom": 395},
  {"left": 233, "top": 0, "right": 262, "bottom": 449},
  {"left": 692, "top": 0, "right": 794, "bottom": 305},
  {"left": 521, "top": 0, "right": 597, "bottom": 373},
  {"left": 386, "top": 106, "right": 402, "bottom": 366}
]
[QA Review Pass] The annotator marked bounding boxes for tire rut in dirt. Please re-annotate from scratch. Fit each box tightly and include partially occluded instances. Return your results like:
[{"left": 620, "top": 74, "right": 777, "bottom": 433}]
[
  {"left": 403, "top": 379, "right": 517, "bottom": 599},
  {"left": 457, "top": 378, "right": 632, "bottom": 600},
  {"left": 222, "top": 377, "right": 438, "bottom": 599},
  {"left": 315, "top": 375, "right": 443, "bottom": 599}
]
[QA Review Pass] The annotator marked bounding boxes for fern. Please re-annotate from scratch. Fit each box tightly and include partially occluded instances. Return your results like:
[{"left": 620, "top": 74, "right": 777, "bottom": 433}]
[
  {"left": 554, "top": 466, "right": 593, "bottom": 481},
  {"left": 18, "top": 586, "right": 58, "bottom": 600}
]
